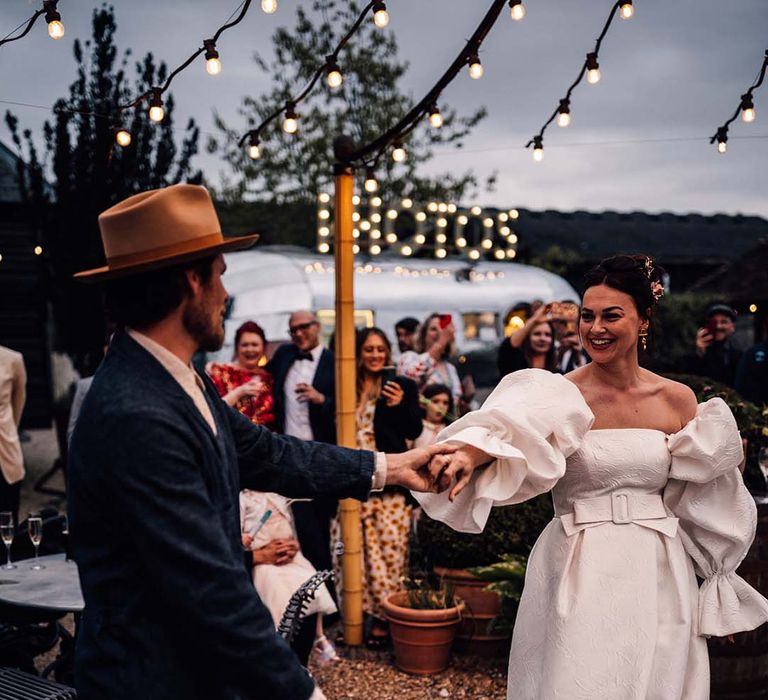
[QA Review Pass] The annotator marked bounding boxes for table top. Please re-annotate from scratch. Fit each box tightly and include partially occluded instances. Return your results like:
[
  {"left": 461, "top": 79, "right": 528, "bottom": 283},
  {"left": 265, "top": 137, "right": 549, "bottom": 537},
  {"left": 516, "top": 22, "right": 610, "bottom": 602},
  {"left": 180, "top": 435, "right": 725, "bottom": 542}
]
[{"left": 0, "top": 553, "right": 83, "bottom": 613}]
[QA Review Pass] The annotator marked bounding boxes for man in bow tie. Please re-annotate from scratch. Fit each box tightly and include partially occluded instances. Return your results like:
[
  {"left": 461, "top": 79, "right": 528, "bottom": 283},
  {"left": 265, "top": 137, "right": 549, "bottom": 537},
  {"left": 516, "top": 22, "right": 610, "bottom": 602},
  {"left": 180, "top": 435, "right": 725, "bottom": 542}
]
[{"left": 267, "top": 309, "right": 339, "bottom": 630}]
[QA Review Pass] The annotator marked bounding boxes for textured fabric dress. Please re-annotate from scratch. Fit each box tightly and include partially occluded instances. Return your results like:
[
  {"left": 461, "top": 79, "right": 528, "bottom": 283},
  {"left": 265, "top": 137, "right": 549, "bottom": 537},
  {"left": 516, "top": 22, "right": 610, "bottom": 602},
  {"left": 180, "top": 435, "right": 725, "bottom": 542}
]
[
  {"left": 206, "top": 362, "right": 275, "bottom": 428},
  {"left": 415, "top": 369, "right": 768, "bottom": 700}
]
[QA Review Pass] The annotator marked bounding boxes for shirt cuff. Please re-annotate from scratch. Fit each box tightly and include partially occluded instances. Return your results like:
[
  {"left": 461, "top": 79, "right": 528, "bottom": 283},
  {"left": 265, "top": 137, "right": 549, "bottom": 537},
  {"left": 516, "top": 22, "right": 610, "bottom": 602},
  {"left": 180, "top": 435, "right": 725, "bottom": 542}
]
[{"left": 371, "top": 452, "right": 388, "bottom": 492}]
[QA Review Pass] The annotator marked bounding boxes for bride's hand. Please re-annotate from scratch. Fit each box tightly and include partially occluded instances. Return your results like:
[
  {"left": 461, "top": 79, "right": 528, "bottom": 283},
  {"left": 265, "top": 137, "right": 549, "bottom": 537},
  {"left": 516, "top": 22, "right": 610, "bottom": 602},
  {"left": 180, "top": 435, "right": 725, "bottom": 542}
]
[{"left": 429, "top": 444, "right": 492, "bottom": 502}]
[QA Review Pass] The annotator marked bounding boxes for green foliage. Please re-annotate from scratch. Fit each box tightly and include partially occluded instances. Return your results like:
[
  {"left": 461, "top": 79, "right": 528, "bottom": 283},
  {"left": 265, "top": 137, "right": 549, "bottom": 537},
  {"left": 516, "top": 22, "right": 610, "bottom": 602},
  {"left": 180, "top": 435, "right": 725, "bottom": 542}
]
[
  {"left": 525, "top": 245, "right": 588, "bottom": 287},
  {"left": 417, "top": 495, "right": 553, "bottom": 569},
  {"left": 5, "top": 5, "right": 201, "bottom": 370},
  {"left": 469, "top": 554, "right": 528, "bottom": 634},
  {"left": 402, "top": 576, "right": 458, "bottom": 610},
  {"left": 210, "top": 0, "right": 489, "bottom": 205}
]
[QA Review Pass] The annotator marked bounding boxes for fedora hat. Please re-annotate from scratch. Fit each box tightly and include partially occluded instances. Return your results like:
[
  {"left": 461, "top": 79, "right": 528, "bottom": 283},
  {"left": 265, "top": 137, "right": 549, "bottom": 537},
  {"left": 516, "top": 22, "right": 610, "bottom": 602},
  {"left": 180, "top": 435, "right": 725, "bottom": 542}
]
[{"left": 74, "top": 184, "right": 258, "bottom": 281}]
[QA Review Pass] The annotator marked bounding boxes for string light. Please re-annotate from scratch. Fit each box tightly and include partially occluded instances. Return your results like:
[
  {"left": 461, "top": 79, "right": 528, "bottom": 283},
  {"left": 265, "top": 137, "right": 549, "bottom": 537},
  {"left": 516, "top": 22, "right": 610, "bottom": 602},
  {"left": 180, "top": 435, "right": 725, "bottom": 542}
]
[
  {"left": 401, "top": 198, "right": 413, "bottom": 208},
  {"left": 428, "top": 103, "right": 443, "bottom": 128},
  {"left": 364, "top": 168, "right": 378, "bottom": 193},
  {"left": 115, "top": 127, "right": 132, "bottom": 147},
  {"left": 710, "top": 50, "right": 767, "bottom": 153},
  {"left": 326, "top": 58, "right": 343, "bottom": 88},
  {"left": 557, "top": 99, "right": 571, "bottom": 127},
  {"left": 203, "top": 40, "right": 221, "bottom": 75},
  {"left": 392, "top": 140, "right": 406, "bottom": 162},
  {"left": 372, "top": 1, "right": 389, "bottom": 28},
  {"left": 586, "top": 53, "right": 601, "bottom": 84},
  {"left": 148, "top": 89, "right": 165, "bottom": 123},
  {"left": 740, "top": 93, "right": 756, "bottom": 123},
  {"left": 619, "top": 1, "right": 634, "bottom": 19},
  {"left": 34, "top": 245, "right": 43, "bottom": 256},
  {"left": 282, "top": 102, "right": 298, "bottom": 134},
  {"left": 247, "top": 133, "right": 261, "bottom": 159},
  {"left": 716, "top": 127, "right": 728, "bottom": 154},
  {"left": 44, "top": 1, "right": 65, "bottom": 39},
  {"left": 261, "top": 0, "right": 278, "bottom": 14},
  {"left": 468, "top": 53, "right": 484, "bottom": 80},
  {"left": 509, "top": 0, "right": 526, "bottom": 21},
  {"left": 533, "top": 136, "right": 544, "bottom": 161}
]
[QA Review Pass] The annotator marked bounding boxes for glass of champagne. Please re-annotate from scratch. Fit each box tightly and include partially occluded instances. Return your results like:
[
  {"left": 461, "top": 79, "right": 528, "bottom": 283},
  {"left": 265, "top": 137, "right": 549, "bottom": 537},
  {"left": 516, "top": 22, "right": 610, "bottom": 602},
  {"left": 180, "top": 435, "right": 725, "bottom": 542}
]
[
  {"left": 28, "top": 516, "right": 45, "bottom": 570},
  {"left": 759, "top": 447, "right": 768, "bottom": 492},
  {"left": 0, "top": 512, "right": 15, "bottom": 570}
]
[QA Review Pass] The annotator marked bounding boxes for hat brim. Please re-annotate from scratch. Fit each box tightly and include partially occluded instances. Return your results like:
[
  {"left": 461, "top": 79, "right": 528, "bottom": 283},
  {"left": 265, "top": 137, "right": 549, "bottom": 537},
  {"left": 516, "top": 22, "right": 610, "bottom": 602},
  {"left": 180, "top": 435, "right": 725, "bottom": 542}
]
[{"left": 74, "top": 233, "right": 259, "bottom": 282}]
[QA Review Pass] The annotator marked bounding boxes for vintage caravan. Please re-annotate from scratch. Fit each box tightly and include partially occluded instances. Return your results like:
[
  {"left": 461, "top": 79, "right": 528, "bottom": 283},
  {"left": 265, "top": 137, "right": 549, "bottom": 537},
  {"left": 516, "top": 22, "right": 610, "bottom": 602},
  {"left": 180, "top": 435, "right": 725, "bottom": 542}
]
[{"left": 213, "top": 246, "right": 578, "bottom": 362}]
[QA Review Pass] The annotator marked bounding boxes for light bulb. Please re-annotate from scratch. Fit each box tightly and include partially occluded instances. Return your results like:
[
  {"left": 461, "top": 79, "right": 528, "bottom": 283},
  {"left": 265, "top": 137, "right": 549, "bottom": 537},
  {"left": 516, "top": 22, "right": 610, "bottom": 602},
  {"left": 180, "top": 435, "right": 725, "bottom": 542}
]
[
  {"left": 371, "top": 196, "right": 382, "bottom": 207},
  {"left": 115, "top": 129, "right": 132, "bottom": 147},
  {"left": 469, "top": 250, "right": 480, "bottom": 260},
  {"left": 509, "top": 0, "right": 526, "bottom": 20},
  {"left": 495, "top": 249, "right": 505, "bottom": 260},
  {"left": 468, "top": 55, "right": 484, "bottom": 80},
  {"left": 372, "top": 1, "right": 389, "bottom": 27},
  {"left": 457, "top": 237, "right": 467, "bottom": 248},
  {"left": 261, "top": 0, "right": 278, "bottom": 14},
  {"left": 470, "top": 205, "right": 482, "bottom": 216},
  {"left": 364, "top": 171, "right": 378, "bottom": 193},
  {"left": 206, "top": 57, "right": 222, "bottom": 75},
  {"left": 557, "top": 111, "right": 571, "bottom": 127},
  {"left": 326, "top": 60, "right": 343, "bottom": 88},
  {"left": 149, "top": 105, "right": 164, "bottom": 123},
  {"left": 401, "top": 198, "right": 413, "bottom": 208},
  {"left": 619, "top": 1, "right": 634, "bottom": 19},
  {"left": 436, "top": 249, "right": 447, "bottom": 259},
  {"left": 283, "top": 103, "right": 298, "bottom": 134},
  {"left": 318, "top": 242, "right": 330, "bottom": 253},
  {"left": 392, "top": 142, "right": 406, "bottom": 162},
  {"left": 428, "top": 104, "right": 443, "bottom": 128},
  {"left": 742, "top": 107, "right": 756, "bottom": 123},
  {"left": 717, "top": 140, "right": 727, "bottom": 154},
  {"left": 587, "top": 68, "right": 601, "bottom": 84},
  {"left": 533, "top": 146, "right": 543, "bottom": 162},
  {"left": 34, "top": 245, "right": 43, "bottom": 256},
  {"left": 47, "top": 19, "right": 65, "bottom": 39},
  {"left": 247, "top": 135, "right": 261, "bottom": 159},
  {"left": 371, "top": 245, "right": 381, "bottom": 255}
]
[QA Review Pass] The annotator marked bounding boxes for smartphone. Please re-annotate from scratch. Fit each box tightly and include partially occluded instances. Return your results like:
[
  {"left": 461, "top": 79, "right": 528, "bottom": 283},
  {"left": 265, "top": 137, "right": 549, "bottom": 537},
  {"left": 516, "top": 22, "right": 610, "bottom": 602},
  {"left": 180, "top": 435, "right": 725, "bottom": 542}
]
[
  {"left": 438, "top": 313, "right": 453, "bottom": 328},
  {"left": 379, "top": 366, "right": 397, "bottom": 385},
  {"left": 705, "top": 318, "right": 718, "bottom": 336}
]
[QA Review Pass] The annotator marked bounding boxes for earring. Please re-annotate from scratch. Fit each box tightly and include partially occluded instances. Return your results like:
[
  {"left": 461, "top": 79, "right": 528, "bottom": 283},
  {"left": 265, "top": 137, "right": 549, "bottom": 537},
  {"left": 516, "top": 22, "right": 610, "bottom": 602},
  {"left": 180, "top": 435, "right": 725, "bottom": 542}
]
[{"left": 638, "top": 327, "right": 649, "bottom": 352}]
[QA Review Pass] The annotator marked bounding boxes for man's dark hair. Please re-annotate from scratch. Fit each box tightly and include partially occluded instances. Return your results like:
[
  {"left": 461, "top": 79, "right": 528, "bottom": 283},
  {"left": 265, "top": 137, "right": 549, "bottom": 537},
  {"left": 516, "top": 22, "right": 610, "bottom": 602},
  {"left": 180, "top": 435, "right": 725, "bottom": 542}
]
[
  {"left": 103, "top": 255, "right": 217, "bottom": 330},
  {"left": 395, "top": 317, "right": 420, "bottom": 333}
]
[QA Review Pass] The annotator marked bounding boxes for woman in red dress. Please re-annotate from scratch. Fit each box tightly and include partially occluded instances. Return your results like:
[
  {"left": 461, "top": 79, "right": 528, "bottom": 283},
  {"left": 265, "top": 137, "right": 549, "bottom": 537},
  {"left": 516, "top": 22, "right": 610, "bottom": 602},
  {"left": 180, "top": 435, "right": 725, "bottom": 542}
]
[{"left": 206, "top": 321, "right": 275, "bottom": 428}]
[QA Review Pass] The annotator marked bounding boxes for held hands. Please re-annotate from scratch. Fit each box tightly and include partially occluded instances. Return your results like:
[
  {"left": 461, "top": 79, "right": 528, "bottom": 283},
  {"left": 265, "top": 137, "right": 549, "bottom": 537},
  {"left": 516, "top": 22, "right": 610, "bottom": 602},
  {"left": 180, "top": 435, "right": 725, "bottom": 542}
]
[
  {"left": 295, "top": 382, "right": 325, "bottom": 405},
  {"left": 253, "top": 538, "right": 299, "bottom": 566},
  {"left": 428, "top": 444, "right": 491, "bottom": 502},
  {"left": 381, "top": 380, "right": 404, "bottom": 407}
]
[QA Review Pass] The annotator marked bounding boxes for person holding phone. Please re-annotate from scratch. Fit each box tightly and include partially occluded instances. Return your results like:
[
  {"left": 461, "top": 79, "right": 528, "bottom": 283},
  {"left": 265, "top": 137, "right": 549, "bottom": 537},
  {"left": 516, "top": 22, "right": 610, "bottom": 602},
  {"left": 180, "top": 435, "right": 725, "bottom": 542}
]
[
  {"left": 683, "top": 303, "right": 742, "bottom": 388},
  {"left": 397, "top": 312, "right": 463, "bottom": 407},
  {"left": 497, "top": 302, "right": 559, "bottom": 377},
  {"left": 339, "top": 327, "right": 422, "bottom": 648}
]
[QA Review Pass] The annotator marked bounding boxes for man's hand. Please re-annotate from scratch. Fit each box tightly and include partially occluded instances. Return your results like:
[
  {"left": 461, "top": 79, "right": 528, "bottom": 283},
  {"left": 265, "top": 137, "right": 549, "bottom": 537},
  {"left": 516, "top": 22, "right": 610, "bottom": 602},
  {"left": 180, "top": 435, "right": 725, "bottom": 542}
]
[
  {"left": 385, "top": 443, "right": 458, "bottom": 492},
  {"left": 236, "top": 377, "right": 264, "bottom": 400},
  {"left": 428, "top": 444, "right": 492, "bottom": 502},
  {"left": 295, "top": 383, "right": 324, "bottom": 405},
  {"left": 695, "top": 328, "right": 713, "bottom": 357}
]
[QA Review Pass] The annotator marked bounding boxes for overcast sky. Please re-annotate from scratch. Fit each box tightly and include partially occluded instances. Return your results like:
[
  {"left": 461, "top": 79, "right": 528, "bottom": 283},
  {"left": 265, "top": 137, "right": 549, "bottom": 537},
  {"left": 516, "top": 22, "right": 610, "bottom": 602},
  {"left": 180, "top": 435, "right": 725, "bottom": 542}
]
[{"left": 2, "top": 0, "right": 767, "bottom": 216}]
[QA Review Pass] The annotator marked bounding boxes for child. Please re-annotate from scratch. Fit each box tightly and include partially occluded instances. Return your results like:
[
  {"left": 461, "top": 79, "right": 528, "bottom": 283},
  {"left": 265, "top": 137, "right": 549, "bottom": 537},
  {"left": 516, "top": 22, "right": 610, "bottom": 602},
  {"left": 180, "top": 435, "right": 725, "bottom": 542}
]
[{"left": 413, "top": 383, "right": 454, "bottom": 448}]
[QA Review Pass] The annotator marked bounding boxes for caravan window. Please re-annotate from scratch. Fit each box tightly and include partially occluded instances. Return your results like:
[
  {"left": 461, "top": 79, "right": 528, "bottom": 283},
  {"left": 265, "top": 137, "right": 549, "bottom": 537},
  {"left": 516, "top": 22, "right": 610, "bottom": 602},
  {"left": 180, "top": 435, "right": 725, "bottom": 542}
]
[
  {"left": 462, "top": 312, "right": 498, "bottom": 342},
  {"left": 316, "top": 309, "right": 375, "bottom": 345}
]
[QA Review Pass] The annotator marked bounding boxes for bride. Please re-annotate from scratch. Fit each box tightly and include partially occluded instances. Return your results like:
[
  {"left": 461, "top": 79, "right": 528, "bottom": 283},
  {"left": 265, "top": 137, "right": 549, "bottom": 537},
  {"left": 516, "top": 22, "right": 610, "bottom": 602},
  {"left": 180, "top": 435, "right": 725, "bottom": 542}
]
[{"left": 418, "top": 254, "right": 768, "bottom": 699}]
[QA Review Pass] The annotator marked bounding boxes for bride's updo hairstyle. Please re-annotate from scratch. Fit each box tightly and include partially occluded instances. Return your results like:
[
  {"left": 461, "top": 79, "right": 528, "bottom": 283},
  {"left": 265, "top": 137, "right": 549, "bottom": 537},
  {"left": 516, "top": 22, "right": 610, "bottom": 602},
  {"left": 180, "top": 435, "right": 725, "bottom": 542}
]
[{"left": 583, "top": 254, "right": 666, "bottom": 320}]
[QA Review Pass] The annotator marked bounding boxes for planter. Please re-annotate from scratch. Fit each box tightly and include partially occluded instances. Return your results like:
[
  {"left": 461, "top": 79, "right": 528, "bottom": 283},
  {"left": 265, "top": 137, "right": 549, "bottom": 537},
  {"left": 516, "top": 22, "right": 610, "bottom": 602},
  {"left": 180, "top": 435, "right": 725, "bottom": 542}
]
[
  {"left": 434, "top": 565, "right": 511, "bottom": 657},
  {"left": 382, "top": 591, "right": 464, "bottom": 675}
]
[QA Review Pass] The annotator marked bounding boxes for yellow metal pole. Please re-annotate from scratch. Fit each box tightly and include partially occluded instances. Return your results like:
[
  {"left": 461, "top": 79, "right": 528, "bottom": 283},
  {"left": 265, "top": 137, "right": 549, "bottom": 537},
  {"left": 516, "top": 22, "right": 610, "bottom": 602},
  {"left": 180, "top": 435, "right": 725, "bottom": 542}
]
[{"left": 334, "top": 163, "right": 363, "bottom": 646}]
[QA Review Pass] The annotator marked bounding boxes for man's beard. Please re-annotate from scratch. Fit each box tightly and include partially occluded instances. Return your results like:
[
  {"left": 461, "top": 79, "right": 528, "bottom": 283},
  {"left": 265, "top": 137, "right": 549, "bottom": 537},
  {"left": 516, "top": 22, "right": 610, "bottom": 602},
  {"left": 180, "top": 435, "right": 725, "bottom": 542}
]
[{"left": 183, "top": 296, "right": 225, "bottom": 353}]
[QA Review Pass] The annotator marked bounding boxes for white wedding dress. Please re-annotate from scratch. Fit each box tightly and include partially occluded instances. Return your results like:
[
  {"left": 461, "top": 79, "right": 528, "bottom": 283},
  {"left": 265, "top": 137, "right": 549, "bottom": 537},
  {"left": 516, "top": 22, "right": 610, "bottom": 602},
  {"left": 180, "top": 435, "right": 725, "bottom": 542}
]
[{"left": 415, "top": 369, "right": 768, "bottom": 700}]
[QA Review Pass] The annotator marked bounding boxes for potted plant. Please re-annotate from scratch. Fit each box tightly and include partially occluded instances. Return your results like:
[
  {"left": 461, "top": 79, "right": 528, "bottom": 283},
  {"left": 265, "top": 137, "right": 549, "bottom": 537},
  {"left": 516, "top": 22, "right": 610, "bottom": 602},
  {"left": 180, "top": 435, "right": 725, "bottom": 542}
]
[
  {"left": 416, "top": 495, "right": 552, "bottom": 656},
  {"left": 382, "top": 576, "right": 465, "bottom": 675},
  {"left": 468, "top": 554, "right": 528, "bottom": 637}
]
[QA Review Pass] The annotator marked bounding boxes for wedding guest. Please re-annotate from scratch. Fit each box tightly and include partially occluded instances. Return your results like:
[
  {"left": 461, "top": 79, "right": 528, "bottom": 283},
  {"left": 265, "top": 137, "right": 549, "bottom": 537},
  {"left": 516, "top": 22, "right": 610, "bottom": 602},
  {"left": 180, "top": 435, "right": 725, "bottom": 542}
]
[
  {"left": 557, "top": 331, "right": 590, "bottom": 374},
  {"left": 413, "top": 383, "right": 454, "bottom": 449},
  {"left": 497, "top": 303, "right": 558, "bottom": 376},
  {"left": 735, "top": 318, "right": 768, "bottom": 405},
  {"left": 394, "top": 317, "right": 420, "bottom": 354},
  {"left": 397, "top": 313, "right": 462, "bottom": 407},
  {"left": 346, "top": 327, "right": 422, "bottom": 648},
  {"left": 684, "top": 303, "right": 742, "bottom": 387},
  {"left": 0, "top": 345, "right": 26, "bottom": 522},
  {"left": 207, "top": 321, "right": 275, "bottom": 428}
]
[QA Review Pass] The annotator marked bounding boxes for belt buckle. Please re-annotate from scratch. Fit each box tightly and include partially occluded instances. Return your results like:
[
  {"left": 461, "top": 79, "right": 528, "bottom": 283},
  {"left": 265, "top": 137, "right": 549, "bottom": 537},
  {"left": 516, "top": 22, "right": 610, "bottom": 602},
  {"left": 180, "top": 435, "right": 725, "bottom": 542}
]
[{"left": 611, "top": 492, "right": 632, "bottom": 524}]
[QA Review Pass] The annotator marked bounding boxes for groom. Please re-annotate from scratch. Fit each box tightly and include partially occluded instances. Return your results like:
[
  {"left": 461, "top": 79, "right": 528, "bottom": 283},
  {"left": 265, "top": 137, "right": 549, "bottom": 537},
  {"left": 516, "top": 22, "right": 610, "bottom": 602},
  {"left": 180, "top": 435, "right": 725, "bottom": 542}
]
[{"left": 68, "top": 184, "right": 450, "bottom": 700}]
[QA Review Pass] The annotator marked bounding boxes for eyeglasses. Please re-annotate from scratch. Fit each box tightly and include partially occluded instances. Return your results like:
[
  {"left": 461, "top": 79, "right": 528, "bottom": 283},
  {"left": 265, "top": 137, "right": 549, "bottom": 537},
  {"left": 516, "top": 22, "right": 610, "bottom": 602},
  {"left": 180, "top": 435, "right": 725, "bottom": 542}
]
[{"left": 289, "top": 321, "right": 318, "bottom": 336}]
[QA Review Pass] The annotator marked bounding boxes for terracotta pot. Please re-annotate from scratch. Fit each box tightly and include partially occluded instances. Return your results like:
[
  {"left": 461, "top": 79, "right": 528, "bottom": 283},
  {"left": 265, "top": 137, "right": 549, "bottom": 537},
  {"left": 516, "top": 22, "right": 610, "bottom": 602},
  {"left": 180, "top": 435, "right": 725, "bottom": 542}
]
[
  {"left": 434, "top": 565, "right": 511, "bottom": 657},
  {"left": 382, "top": 591, "right": 464, "bottom": 675}
]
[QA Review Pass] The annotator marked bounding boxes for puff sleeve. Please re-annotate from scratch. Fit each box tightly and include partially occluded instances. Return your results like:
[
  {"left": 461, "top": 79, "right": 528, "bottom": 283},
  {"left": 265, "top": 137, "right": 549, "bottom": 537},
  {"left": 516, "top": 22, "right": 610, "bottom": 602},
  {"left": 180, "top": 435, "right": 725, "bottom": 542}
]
[
  {"left": 413, "top": 369, "right": 594, "bottom": 533},
  {"left": 664, "top": 398, "right": 768, "bottom": 636}
]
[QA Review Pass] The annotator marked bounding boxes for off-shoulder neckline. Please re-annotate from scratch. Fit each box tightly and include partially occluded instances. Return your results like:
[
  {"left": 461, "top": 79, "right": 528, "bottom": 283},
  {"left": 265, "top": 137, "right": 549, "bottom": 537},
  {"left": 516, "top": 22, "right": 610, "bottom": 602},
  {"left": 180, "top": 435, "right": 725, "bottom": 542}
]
[{"left": 588, "top": 427, "right": 670, "bottom": 436}]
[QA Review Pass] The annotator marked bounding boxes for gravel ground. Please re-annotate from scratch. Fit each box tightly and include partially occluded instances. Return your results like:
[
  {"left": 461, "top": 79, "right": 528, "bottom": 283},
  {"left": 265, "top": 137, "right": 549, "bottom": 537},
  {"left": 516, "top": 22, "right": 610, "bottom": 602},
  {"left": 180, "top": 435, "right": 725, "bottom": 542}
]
[{"left": 309, "top": 639, "right": 507, "bottom": 700}]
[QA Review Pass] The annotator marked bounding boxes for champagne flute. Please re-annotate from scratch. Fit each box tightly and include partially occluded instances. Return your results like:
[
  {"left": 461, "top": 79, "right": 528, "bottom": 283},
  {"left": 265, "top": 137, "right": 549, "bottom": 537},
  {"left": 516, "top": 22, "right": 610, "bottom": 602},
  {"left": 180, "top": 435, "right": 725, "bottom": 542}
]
[
  {"left": 759, "top": 447, "right": 768, "bottom": 492},
  {"left": 28, "top": 516, "right": 45, "bottom": 570},
  {"left": 0, "top": 512, "right": 16, "bottom": 570}
]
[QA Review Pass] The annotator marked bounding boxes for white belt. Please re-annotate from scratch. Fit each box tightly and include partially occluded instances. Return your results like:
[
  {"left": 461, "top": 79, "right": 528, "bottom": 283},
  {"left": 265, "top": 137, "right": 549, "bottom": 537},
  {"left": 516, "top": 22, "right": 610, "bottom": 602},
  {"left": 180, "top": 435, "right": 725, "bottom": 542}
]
[{"left": 558, "top": 492, "right": 678, "bottom": 538}]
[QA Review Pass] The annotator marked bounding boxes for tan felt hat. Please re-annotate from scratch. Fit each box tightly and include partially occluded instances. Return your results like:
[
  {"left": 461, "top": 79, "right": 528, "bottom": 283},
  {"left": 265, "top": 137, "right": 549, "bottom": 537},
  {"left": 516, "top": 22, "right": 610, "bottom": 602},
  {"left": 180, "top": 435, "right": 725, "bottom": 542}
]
[{"left": 74, "top": 184, "right": 258, "bottom": 281}]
